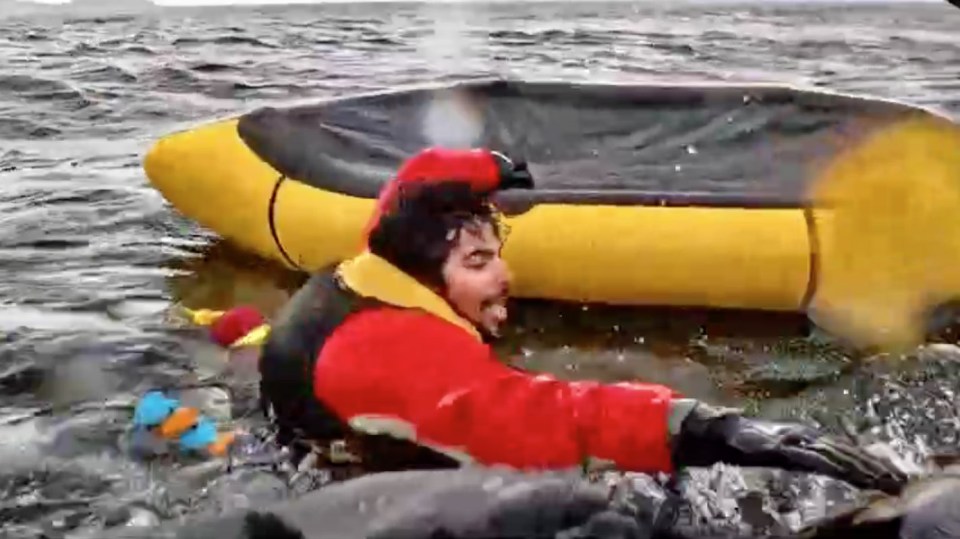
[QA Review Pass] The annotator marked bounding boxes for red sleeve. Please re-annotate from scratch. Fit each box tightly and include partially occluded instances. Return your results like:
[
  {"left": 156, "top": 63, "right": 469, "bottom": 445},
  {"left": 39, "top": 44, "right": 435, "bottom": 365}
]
[{"left": 314, "top": 308, "right": 680, "bottom": 474}]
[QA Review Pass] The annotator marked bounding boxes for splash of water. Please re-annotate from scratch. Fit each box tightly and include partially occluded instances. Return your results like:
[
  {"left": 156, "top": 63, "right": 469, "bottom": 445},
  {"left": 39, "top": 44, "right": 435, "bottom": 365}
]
[
  {"left": 420, "top": 89, "right": 484, "bottom": 149},
  {"left": 415, "top": 3, "right": 485, "bottom": 149}
]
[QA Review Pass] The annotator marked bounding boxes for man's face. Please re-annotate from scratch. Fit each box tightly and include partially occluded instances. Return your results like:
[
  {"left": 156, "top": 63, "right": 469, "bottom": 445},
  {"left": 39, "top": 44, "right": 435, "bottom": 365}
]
[{"left": 441, "top": 220, "right": 512, "bottom": 338}]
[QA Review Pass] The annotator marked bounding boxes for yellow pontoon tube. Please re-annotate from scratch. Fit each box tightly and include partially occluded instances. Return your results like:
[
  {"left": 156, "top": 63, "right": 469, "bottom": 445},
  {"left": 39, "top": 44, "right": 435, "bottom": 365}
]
[{"left": 143, "top": 78, "right": 960, "bottom": 327}]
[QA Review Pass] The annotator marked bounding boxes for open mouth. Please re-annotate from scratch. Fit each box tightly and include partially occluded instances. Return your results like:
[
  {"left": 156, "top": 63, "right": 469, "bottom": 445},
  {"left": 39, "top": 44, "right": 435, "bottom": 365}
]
[
  {"left": 487, "top": 302, "right": 508, "bottom": 321},
  {"left": 481, "top": 295, "right": 509, "bottom": 325}
]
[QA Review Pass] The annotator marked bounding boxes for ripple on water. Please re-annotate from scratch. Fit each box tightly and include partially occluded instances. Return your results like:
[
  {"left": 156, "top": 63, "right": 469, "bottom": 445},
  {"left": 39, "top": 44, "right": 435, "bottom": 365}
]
[
  {"left": 0, "top": 118, "right": 61, "bottom": 140},
  {"left": 70, "top": 62, "right": 139, "bottom": 85}
]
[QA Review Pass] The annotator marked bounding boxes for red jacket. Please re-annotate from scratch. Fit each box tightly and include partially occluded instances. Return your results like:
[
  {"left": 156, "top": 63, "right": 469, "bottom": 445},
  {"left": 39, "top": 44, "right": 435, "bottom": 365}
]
[{"left": 312, "top": 255, "right": 681, "bottom": 474}]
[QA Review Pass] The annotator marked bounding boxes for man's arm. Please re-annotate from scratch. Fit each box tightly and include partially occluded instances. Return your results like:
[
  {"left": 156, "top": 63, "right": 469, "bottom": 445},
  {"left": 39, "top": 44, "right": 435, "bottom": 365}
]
[
  {"left": 314, "top": 308, "right": 682, "bottom": 474},
  {"left": 315, "top": 308, "right": 907, "bottom": 494}
]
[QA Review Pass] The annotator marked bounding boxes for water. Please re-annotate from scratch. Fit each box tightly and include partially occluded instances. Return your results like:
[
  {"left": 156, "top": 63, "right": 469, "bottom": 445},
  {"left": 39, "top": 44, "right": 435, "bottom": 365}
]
[{"left": 1, "top": 0, "right": 960, "bottom": 537}]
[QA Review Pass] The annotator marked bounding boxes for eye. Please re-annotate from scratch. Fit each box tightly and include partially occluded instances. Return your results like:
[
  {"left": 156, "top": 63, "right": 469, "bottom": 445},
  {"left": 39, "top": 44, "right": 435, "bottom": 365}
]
[{"left": 465, "top": 255, "right": 487, "bottom": 269}]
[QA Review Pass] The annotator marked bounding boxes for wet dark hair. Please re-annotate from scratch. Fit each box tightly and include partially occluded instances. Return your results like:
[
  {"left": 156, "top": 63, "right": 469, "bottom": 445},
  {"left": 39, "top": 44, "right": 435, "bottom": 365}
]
[{"left": 367, "top": 180, "right": 503, "bottom": 290}]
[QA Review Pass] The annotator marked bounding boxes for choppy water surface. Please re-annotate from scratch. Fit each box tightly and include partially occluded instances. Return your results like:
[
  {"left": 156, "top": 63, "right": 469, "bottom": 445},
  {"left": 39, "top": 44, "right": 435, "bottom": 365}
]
[{"left": 2, "top": 1, "right": 960, "bottom": 537}]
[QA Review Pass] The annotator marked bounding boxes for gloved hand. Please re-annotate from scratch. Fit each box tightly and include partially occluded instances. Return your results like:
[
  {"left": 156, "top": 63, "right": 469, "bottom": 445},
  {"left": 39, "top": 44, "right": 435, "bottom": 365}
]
[
  {"left": 490, "top": 151, "right": 535, "bottom": 190},
  {"left": 668, "top": 400, "right": 909, "bottom": 495}
]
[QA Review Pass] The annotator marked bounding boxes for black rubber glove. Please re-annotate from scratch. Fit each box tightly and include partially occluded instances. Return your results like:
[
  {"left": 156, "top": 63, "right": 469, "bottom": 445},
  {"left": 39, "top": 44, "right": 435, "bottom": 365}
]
[
  {"left": 669, "top": 400, "right": 908, "bottom": 496},
  {"left": 490, "top": 151, "right": 535, "bottom": 190}
]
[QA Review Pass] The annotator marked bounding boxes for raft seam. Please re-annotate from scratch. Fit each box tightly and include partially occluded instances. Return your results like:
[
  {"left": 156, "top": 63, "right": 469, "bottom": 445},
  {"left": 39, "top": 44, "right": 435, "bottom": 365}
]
[
  {"left": 268, "top": 174, "right": 301, "bottom": 270},
  {"left": 801, "top": 205, "right": 820, "bottom": 310}
]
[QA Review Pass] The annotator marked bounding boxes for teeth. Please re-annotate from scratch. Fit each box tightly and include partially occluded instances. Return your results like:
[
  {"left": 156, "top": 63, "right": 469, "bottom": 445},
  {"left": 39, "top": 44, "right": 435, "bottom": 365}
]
[{"left": 488, "top": 303, "right": 508, "bottom": 321}]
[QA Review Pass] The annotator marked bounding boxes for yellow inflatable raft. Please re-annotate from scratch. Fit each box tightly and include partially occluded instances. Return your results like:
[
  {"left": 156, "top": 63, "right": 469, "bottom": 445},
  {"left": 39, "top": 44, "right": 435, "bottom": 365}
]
[{"left": 143, "top": 78, "right": 960, "bottom": 332}]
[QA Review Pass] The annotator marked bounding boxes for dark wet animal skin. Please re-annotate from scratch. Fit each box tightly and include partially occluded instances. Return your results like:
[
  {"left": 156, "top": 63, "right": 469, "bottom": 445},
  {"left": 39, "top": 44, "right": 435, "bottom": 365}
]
[{"left": 105, "top": 467, "right": 960, "bottom": 539}]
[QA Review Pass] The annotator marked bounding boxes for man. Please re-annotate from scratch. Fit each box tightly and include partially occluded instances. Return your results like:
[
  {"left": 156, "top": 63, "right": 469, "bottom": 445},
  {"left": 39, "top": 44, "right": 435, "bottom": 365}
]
[{"left": 257, "top": 147, "right": 907, "bottom": 494}]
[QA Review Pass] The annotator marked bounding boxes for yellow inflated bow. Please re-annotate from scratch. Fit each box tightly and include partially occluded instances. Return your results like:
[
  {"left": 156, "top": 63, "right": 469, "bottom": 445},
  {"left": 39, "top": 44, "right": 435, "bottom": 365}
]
[{"left": 807, "top": 113, "right": 960, "bottom": 354}]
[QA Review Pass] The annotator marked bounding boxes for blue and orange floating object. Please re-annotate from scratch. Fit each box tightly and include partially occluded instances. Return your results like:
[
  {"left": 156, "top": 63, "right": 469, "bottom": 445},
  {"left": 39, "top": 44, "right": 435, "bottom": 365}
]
[
  {"left": 132, "top": 390, "right": 237, "bottom": 457},
  {"left": 127, "top": 306, "right": 274, "bottom": 459}
]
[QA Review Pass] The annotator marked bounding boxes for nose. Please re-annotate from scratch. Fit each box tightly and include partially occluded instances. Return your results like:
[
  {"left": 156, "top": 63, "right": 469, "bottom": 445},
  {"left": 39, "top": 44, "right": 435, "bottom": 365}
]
[{"left": 494, "top": 256, "right": 512, "bottom": 289}]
